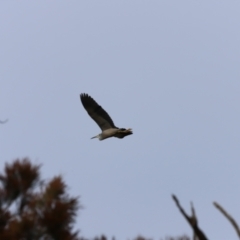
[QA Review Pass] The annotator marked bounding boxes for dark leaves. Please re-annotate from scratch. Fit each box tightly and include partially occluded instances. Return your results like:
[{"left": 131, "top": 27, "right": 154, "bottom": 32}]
[{"left": 0, "top": 158, "right": 80, "bottom": 240}]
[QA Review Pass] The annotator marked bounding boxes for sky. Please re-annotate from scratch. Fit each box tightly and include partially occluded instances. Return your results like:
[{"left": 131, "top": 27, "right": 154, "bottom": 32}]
[{"left": 1, "top": 1, "right": 240, "bottom": 239}]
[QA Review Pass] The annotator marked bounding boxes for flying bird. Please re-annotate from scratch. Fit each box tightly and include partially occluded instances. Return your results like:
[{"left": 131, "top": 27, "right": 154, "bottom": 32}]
[{"left": 80, "top": 93, "right": 133, "bottom": 140}]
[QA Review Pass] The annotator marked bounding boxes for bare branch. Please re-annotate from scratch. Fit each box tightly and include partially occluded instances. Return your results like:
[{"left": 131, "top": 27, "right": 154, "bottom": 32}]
[
  {"left": 172, "top": 194, "right": 208, "bottom": 240},
  {"left": 213, "top": 201, "right": 240, "bottom": 239},
  {"left": 0, "top": 119, "right": 8, "bottom": 124}
]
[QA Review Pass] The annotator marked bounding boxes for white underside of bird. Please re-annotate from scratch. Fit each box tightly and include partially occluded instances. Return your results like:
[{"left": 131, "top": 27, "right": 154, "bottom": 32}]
[{"left": 91, "top": 128, "right": 133, "bottom": 140}]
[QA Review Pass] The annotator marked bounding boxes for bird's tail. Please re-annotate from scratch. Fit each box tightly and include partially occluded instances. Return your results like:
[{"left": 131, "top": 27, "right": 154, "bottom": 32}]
[{"left": 91, "top": 135, "right": 98, "bottom": 139}]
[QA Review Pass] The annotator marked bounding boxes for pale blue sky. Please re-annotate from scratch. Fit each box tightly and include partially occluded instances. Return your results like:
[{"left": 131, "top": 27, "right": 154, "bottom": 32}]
[{"left": 1, "top": 1, "right": 240, "bottom": 239}]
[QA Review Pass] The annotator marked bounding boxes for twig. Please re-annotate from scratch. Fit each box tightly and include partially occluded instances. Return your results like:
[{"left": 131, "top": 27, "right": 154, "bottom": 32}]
[
  {"left": 172, "top": 194, "right": 208, "bottom": 240},
  {"left": 0, "top": 119, "right": 8, "bottom": 124},
  {"left": 213, "top": 201, "right": 240, "bottom": 239}
]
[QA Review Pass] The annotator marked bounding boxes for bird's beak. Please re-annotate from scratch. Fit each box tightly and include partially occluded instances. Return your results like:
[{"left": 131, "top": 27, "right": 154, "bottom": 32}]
[{"left": 91, "top": 135, "right": 98, "bottom": 139}]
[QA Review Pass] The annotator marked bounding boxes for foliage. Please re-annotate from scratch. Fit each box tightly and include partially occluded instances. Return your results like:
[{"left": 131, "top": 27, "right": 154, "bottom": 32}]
[{"left": 0, "top": 158, "right": 80, "bottom": 240}]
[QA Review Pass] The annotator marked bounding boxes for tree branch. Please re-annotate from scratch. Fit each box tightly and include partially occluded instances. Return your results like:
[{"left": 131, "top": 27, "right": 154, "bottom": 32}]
[
  {"left": 172, "top": 195, "right": 208, "bottom": 240},
  {"left": 0, "top": 119, "right": 8, "bottom": 124},
  {"left": 213, "top": 201, "right": 240, "bottom": 239}
]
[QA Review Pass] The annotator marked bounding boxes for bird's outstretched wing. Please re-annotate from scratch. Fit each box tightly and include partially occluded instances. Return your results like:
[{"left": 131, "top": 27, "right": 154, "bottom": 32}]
[{"left": 80, "top": 93, "right": 116, "bottom": 131}]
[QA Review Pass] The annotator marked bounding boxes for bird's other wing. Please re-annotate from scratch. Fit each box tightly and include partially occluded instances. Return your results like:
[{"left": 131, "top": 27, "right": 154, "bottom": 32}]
[{"left": 80, "top": 93, "right": 116, "bottom": 131}]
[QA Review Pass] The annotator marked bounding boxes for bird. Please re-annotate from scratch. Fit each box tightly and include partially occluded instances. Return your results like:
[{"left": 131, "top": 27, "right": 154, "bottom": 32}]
[{"left": 80, "top": 93, "right": 133, "bottom": 140}]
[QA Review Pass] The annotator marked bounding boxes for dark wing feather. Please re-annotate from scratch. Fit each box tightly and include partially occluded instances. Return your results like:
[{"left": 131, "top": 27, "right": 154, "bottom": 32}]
[{"left": 80, "top": 93, "right": 116, "bottom": 131}]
